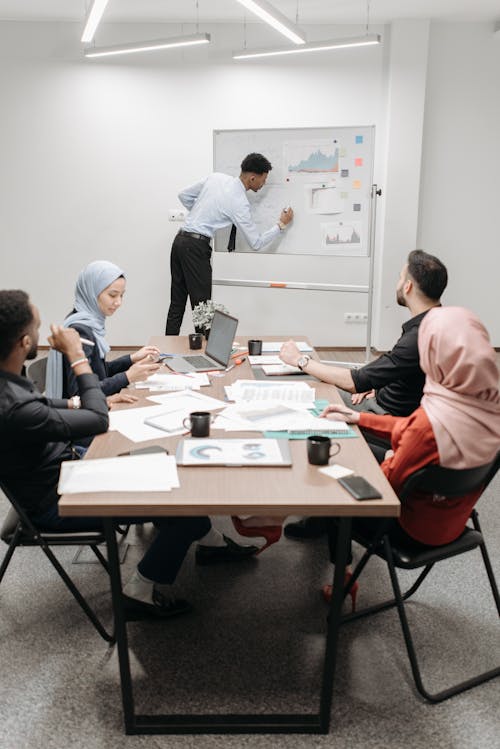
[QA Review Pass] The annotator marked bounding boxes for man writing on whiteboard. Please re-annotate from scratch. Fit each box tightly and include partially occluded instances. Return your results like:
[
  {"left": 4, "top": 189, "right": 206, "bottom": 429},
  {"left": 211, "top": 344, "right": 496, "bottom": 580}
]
[
  {"left": 165, "top": 153, "right": 294, "bottom": 335},
  {"left": 279, "top": 249, "right": 448, "bottom": 539}
]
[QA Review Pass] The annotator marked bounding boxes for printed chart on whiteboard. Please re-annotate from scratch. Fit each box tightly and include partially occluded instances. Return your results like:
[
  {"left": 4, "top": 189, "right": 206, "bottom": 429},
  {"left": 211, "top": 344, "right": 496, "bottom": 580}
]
[{"left": 214, "top": 126, "right": 375, "bottom": 257}]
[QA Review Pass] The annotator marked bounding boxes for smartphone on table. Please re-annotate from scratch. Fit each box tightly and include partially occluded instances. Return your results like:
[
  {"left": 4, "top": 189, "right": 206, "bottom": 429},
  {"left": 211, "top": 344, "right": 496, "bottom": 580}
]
[{"left": 338, "top": 475, "right": 382, "bottom": 500}]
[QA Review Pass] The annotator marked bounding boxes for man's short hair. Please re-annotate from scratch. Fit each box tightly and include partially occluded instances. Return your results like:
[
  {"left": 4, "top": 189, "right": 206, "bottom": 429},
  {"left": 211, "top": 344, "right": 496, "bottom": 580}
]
[
  {"left": 407, "top": 250, "right": 448, "bottom": 301},
  {"left": 0, "top": 290, "right": 34, "bottom": 360},
  {"left": 240, "top": 153, "right": 272, "bottom": 175}
]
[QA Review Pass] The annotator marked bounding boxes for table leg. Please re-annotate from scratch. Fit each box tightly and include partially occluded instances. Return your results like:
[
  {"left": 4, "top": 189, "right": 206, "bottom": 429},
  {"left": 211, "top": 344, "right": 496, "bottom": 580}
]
[
  {"left": 319, "top": 516, "right": 352, "bottom": 732},
  {"left": 103, "top": 519, "right": 136, "bottom": 733}
]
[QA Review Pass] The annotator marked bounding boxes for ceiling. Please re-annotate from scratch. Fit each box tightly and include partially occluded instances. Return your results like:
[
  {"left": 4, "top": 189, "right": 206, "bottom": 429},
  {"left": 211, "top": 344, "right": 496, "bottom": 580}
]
[{"left": 0, "top": 0, "right": 498, "bottom": 25}]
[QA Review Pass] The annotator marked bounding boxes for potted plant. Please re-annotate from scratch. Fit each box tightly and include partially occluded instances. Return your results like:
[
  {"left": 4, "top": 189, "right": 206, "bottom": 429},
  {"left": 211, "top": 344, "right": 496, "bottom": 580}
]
[{"left": 192, "top": 300, "right": 229, "bottom": 338}]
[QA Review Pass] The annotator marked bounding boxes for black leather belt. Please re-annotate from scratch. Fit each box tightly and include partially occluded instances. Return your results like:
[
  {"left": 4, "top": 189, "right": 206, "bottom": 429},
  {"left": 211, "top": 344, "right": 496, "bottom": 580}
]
[{"left": 178, "top": 229, "right": 211, "bottom": 243}]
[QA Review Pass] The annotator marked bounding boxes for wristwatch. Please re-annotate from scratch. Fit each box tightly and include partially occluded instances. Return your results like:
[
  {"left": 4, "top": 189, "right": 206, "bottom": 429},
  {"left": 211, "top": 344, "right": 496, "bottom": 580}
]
[
  {"left": 297, "top": 354, "right": 311, "bottom": 371},
  {"left": 71, "top": 395, "right": 81, "bottom": 410}
]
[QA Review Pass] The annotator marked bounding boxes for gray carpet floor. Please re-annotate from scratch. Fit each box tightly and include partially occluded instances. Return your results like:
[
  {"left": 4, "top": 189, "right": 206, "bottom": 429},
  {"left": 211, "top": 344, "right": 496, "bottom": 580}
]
[{"left": 0, "top": 474, "right": 499, "bottom": 749}]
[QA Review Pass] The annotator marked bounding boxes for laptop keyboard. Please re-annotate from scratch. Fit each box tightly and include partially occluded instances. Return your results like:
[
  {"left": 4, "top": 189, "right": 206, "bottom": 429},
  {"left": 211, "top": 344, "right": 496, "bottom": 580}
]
[{"left": 184, "top": 355, "right": 215, "bottom": 367}]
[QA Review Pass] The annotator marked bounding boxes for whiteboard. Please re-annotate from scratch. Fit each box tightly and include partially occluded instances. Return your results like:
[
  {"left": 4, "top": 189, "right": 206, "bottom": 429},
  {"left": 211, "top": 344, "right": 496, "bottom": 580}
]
[{"left": 213, "top": 126, "right": 375, "bottom": 256}]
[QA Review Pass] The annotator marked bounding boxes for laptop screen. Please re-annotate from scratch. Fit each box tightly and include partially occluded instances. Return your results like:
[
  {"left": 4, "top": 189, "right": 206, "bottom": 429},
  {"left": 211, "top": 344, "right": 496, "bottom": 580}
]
[{"left": 205, "top": 310, "right": 239, "bottom": 366}]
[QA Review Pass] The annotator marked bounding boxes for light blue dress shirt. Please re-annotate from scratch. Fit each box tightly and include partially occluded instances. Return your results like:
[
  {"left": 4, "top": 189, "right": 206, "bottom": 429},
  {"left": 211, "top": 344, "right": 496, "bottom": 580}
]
[{"left": 178, "top": 173, "right": 280, "bottom": 251}]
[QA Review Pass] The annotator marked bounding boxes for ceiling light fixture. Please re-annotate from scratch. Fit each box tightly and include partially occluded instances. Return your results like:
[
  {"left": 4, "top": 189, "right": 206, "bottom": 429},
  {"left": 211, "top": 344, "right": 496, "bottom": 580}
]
[
  {"left": 84, "top": 33, "right": 211, "bottom": 59},
  {"left": 234, "top": 0, "right": 306, "bottom": 45},
  {"left": 81, "top": 0, "right": 110, "bottom": 44},
  {"left": 233, "top": 33, "right": 381, "bottom": 60}
]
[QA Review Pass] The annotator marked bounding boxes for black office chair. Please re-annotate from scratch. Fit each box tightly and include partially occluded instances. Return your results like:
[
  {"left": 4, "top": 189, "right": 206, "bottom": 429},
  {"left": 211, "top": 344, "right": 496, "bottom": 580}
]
[
  {"left": 0, "top": 481, "right": 114, "bottom": 643},
  {"left": 341, "top": 454, "right": 500, "bottom": 703},
  {"left": 26, "top": 356, "right": 48, "bottom": 393}
]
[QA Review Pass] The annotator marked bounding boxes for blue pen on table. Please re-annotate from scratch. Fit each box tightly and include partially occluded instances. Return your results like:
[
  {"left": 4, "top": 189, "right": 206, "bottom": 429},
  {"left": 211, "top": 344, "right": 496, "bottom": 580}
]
[{"left": 158, "top": 353, "right": 175, "bottom": 359}]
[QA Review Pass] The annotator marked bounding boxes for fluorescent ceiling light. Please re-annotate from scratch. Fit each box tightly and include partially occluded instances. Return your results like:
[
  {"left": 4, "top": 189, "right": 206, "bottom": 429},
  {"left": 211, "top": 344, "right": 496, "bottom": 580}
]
[
  {"left": 233, "top": 34, "right": 381, "bottom": 60},
  {"left": 81, "top": 0, "right": 110, "bottom": 44},
  {"left": 84, "top": 33, "right": 211, "bottom": 59},
  {"left": 234, "top": 0, "right": 306, "bottom": 45}
]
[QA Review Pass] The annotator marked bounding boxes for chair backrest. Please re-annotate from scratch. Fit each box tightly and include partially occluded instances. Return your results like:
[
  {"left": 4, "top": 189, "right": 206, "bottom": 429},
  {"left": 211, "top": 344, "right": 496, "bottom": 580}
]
[
  {"left": 400, "top": 452, "right": 500, "bottom": 503},
  {"left": 26, "top": 356, "right": 48, "bottom": 394}
]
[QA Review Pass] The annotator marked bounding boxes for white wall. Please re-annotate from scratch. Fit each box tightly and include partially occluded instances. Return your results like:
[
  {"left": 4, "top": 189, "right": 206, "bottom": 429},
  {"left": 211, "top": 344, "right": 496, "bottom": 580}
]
[
  {"left": 0, "top": 20, "right": 499, "bottom": 347},
  {"left": 418, "top": 22, "right": 500, "bottom": 341}
]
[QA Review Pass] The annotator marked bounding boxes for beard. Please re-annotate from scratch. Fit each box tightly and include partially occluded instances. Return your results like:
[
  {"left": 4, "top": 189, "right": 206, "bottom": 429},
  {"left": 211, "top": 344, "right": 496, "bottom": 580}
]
[
  {"left": 396, "top": 289, "right": 406, "bottom": 307},
  {"left": 26, "top": 342, "right": 38, "bottom": 360}
]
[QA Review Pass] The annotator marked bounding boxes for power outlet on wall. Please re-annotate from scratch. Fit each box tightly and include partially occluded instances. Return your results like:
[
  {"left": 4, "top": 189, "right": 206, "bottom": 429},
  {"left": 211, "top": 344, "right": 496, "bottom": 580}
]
[
  {"left": 344, "top": 312, "right": 368, "bottom": 323},
  {"left": 168, "top": 209, "right": 186, "bottom": 221}
]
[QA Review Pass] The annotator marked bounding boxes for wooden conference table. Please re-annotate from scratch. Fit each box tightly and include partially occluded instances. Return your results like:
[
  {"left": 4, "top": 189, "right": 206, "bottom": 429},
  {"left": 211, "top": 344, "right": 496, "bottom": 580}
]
[{"left": 59, "top": 335, "right": 400, "bottom": 736}]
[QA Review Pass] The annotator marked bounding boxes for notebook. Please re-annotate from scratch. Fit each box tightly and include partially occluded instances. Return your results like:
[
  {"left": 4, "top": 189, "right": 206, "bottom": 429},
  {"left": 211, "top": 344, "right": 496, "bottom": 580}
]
[{"left": 168, "top": 311, "right": 238, "bottom": 373}]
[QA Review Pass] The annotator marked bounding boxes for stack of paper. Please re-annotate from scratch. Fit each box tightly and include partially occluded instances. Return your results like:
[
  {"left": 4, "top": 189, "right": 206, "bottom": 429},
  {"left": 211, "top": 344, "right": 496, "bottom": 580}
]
[
  {"left": 213, "top": 401, "right": 349, "bottom": 434},
  {"left": 58, "top": 453, "right": 179, "bottom": 493}
]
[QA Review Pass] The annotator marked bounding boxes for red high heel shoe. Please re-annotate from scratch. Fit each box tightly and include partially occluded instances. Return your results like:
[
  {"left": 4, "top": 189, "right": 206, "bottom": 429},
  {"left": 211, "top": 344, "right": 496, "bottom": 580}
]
[
  {"left": 322, "top": 572, "right": 359, "bottom": 613},
  {"left": 231, "top": 516, "right": 282, "bottom": 555}
]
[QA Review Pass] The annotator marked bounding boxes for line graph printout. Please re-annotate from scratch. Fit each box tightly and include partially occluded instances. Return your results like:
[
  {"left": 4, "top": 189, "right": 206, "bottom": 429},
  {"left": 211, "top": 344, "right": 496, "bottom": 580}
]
[
  {"left": 285, "top": 141, "right": 340, "bottom": 175},
  {"left": 320, "top": 221, "right": 363, "bottom": 256}
]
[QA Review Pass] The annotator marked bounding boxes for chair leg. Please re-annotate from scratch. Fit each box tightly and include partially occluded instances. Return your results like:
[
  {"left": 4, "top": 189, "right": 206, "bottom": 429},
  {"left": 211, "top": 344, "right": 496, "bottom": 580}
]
[
  {"left": 38, "top": 540, "right": 115, "bottom": 643},
  {"left": 0, "top": 526, "right": 23, "bottom": 584},
  {"left": 471, "top": 512, "right": 500, "bottom": 616},
  {"left": 384, "top": 540, "right": 500, "bottom": 703},
  {"left": 90, "top": 544, "right": 110, "bottom": 573}
]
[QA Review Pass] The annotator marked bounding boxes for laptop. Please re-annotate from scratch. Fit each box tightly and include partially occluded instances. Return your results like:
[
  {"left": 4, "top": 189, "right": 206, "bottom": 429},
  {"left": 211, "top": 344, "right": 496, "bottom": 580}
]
[{"left": 168, "top": 310, "right": 238, "bottom": 373}]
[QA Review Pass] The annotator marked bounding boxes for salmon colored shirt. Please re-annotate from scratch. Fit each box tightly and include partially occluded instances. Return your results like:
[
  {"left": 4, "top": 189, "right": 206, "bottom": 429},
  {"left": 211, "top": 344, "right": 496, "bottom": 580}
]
[{"left": 359, "top": 407, "right": 481, "bottom": 545}]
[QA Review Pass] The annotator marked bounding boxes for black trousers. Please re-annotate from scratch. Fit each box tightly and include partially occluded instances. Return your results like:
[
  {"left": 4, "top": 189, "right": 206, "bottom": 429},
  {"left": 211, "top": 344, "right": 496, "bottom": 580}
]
[{"left": 166, "top": 233, "right": 213, "bottom": 335}]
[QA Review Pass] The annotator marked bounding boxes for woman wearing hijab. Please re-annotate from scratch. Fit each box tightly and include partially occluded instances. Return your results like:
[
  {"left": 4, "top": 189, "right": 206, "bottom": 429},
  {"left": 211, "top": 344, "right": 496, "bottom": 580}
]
[
  {"left": 320, "top": 306, "right": 500, "bottom": 609},
  {"left": 46, "top": 260, "right": 259, "bottom": 562},
  {"left": 46, "top": 260, "right": 160, "bottom": 404}
]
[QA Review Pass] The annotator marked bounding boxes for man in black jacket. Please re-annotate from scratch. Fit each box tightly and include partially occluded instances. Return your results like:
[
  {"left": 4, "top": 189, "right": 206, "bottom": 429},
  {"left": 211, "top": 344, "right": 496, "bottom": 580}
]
[
  {"left": 0, "top": 290, "right": 210, "bottom": 618},
  {"left": 280, "top": 249, "right": 448, "bottom": 539}
]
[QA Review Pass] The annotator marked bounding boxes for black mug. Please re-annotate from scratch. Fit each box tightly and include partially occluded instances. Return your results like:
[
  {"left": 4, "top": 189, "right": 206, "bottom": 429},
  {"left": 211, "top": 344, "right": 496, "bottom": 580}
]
[
  {"left": 189, "top": 333, "right": 203, "bottom": 350},
  {"left": 182, "top": 411, "right": 213, "bottom": 438},
  {"left": 248, "top": 339, "right": 263, "bottom": 356},
  {"left": 307, "top": 435, "right": 341, "bottom": 466}
]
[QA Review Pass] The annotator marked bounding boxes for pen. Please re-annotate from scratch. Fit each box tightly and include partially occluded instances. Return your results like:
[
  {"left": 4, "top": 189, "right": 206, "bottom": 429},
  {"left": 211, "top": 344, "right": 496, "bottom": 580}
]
[
  {"left": 158, "top": 353, "right": 175, "bottom": 358},
  {"left": 79, "top": 337, "right": 95, "bottom": 347}
]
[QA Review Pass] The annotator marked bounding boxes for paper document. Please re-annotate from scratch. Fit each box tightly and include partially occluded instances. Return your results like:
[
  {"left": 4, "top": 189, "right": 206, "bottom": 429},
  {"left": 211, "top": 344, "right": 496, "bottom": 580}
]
[
  {"left": 109, "top": 404, "right": 179, "bottom": 442},
  {"left": 135, "top": 372, "right": 209, "bottom": 391},
  {"left": 261, "top": 341, "right": 313, "bottom": 353},
  {"left": 225, "top": 379, "right": 315, "bottom": 406},
  {"left": 144, "top": 390, "right": 225, "bottom": 435},
  {"left": 176, "top": 438, "right": 291, "bottom": 466},
  {"left": 319, "top": 464, "right": 355, "bottom": 480},
  {"left": 248, "top": 355, "right": 283, "bottom": 365},
  {"left": 58, "top": 453, "right": 179, "bottom": 494},
  {"left": 262, "top": 364, "right": 302, "bottom": 376}
]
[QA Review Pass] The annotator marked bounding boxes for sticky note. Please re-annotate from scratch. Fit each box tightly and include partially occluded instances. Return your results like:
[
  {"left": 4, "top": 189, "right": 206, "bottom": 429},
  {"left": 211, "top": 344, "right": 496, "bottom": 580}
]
[
  {"left": 355, "top": 135, "right": 363, "bottom": 144},
  {"left": 341, "top": 168, "right": 349, "bottom": 177},
  {"left": 340, "top": 191, "right": 348, "bottom": 199},
  {"left": 340, "top": 148, "right": 346, "bottom": 157},
  {"left": 319, "top": 464, "right": 355, "bottom": 480},
  {"left": 353, "top": 180, "right": 361, "bottom": 189},
  {"left": 355, "top": 157, "right": 363, "bottom": 167}
]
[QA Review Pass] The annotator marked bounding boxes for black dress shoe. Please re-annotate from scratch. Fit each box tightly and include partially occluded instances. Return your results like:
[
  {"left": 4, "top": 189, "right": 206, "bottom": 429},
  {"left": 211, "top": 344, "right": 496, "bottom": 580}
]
[
  {"left": 195, "top": 534, "right": 259, "bottom": 565},
  {"left": 122, "top": 587, "right": 192, "bottom": 620},
  {"left": 284, "top": 517, "right": 327, "bottom": 540}
]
